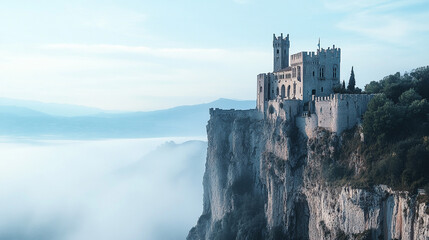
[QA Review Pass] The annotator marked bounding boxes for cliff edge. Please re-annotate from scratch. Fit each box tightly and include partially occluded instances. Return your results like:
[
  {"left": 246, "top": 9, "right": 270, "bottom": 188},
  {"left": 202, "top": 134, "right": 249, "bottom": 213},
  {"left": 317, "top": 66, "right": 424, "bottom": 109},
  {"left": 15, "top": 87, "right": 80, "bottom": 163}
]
[{"left": 187, "top": 108, "right": 429, "bottom": 240}]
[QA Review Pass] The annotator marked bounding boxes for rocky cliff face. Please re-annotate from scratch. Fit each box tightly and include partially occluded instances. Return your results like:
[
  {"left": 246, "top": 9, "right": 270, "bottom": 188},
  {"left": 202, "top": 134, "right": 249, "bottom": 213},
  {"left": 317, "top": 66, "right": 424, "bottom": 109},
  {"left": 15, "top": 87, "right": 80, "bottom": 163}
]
[{"left": 188, "top": 109, "right": 429, "bottom": 240}]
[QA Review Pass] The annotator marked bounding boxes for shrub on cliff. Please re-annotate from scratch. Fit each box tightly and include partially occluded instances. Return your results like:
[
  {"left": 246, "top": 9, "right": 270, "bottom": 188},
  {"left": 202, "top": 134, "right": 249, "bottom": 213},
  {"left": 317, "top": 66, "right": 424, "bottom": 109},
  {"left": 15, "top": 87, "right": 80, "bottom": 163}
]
[{"left": 360, "top": 66, "right": 429, "bottom": 192}]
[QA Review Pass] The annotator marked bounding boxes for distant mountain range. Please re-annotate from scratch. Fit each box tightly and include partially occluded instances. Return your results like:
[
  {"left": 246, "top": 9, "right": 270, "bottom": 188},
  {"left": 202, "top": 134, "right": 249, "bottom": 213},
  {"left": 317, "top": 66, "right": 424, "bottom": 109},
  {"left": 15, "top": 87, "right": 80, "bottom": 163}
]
[{"left": 0, "top": 98, "right": 255, "bottom": 138}]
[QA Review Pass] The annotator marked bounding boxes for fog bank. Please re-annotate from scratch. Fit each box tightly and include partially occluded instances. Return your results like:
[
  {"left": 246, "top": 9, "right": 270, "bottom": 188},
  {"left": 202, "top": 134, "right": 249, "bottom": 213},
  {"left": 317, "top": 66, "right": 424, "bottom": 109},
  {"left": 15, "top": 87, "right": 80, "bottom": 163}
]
[{"left": 0, "top": 137, "right": 206, "bottom": 240}]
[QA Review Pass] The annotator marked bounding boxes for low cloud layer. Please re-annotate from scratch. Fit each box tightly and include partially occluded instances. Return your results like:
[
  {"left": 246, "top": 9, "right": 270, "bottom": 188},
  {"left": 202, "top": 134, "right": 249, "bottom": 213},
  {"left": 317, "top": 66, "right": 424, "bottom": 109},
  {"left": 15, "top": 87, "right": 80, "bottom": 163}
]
[{"left": 0, "top": 137, "right": 206, "bottom": 240}]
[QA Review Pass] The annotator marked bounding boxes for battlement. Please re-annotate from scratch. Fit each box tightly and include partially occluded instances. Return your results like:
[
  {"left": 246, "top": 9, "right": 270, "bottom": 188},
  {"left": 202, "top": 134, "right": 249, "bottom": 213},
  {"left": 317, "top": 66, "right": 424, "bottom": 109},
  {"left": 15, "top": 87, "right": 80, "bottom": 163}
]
[
  {"left": 273, "top": 33, "right": 290, "bottom": 42},
  {"left": 317, "top": 46, "right": 341, "bottom": 58},
  {"left": 209, "top": 108, "right": 262, "bottom": 119},
  {"left": 302, "top": 51, "right": 317, "bottom": 58},
  {"left": 291, "top": 45, "right": 340, "bottom": 65},
  {"left": 312, "top": 93, "right": 374, "bottom": 102}
]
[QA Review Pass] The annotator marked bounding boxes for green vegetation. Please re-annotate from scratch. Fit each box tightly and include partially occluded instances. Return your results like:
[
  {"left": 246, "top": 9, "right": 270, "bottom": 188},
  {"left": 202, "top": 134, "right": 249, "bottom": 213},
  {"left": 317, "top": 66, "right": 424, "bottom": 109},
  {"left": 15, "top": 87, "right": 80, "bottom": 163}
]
[
  {"left": 347, "top": 67, "right": 356, "bottom": 92},
  {"left": 334, "top": 67, "right": 363, "bottom": 94},
  {"left": 362, "top": 66, "right": 429, "bottom": 192},
  {"left": 324, "top": 66, "right": 429, "bottom": 193}
]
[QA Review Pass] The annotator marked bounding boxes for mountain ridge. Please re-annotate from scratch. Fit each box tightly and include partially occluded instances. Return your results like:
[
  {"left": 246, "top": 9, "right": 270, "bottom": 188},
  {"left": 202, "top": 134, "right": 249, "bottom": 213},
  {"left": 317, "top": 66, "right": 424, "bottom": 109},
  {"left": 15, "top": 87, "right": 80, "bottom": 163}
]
[{"left": 0, "top": 98, "right": 255, "bottom": 139}]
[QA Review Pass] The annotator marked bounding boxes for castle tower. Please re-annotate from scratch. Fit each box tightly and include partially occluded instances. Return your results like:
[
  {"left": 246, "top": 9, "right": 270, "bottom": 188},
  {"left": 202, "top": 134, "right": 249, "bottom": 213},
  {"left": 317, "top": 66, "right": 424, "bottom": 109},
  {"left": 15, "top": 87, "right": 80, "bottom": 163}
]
[{"left": 273, "top": 33, "right": 290, "bottom": 72}]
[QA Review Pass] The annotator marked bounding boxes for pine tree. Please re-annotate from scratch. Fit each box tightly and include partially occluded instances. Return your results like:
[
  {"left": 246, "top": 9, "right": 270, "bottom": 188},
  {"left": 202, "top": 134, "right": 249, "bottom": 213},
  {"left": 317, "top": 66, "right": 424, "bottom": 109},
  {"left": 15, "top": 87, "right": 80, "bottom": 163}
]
[
  {"left": 342, "top": 80, "right": 346, "bottom": 90},
  {"left": 347, "top": 67, "right": 356, "bottom": 92}
]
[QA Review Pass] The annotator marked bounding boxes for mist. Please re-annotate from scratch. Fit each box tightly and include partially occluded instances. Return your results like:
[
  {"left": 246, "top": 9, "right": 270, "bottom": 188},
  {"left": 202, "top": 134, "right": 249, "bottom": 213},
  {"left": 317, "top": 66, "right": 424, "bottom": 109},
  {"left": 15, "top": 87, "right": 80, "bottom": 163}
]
[{"left": 0, "top": 137, "right": 206, "bottom": 240}]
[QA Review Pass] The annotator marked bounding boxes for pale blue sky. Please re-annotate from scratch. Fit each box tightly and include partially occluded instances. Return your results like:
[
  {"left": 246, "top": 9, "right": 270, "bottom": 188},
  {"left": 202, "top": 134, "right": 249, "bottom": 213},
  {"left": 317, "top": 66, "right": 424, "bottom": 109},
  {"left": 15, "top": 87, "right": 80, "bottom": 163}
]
[{"left": 0, "top": 0, "right": 428, "bottom": 110}]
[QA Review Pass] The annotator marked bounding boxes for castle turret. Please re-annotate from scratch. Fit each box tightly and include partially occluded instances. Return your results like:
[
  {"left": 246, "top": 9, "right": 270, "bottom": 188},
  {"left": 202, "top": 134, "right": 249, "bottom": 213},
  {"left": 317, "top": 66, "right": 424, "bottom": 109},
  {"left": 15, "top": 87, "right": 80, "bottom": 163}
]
[{"left": 273, "top": 33, "right": 290, "bottom": 72}]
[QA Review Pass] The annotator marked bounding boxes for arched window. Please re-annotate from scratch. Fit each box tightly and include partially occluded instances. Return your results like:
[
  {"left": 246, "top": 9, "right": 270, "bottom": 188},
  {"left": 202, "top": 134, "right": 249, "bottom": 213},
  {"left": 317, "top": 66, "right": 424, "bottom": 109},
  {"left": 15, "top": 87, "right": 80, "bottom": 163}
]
[
  {"left": 321, "top": 87, "right": 324, "bottom": 93},
  {"left": 281, "top": 85, "right": 285, "bottom": 99},
  {"left": 287, "top": 85, "right": 291, "bottom": 98},
  {"left": 276, "top": 87, "right": 279, "bottom": 96},
  {"left": 260, "top": 86, "right": 262, "bottom": 93}
]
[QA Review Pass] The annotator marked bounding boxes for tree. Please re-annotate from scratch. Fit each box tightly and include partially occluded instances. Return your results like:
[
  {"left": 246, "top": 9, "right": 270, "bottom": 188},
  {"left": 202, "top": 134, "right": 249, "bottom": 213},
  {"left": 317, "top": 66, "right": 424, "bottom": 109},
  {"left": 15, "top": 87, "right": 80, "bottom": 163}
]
[
  {"left": 399, "top": 89, "right": 422, "bottom": 105},
  {"left": 365, "top": 81, "right": 382, "bottom": 93},
  {"left": 363, "top": 94, "right": 404, "bottom": 143},
  {"left": 411, "top": 66, "right": 429, "bottom": 99},
  {"left": 342, "top": 80, "right": 346, "bottom": 90},
  {"left": 347, "top": 67, "right": 356, "bottom": 92}
]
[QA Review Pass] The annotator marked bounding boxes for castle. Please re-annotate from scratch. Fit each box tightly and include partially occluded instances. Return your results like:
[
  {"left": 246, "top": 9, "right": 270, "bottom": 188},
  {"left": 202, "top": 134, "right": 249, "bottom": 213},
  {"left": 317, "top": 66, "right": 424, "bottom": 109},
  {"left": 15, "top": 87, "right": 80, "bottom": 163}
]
[{"left": 256, "top": 33, "right": 374, "bottom": 135}]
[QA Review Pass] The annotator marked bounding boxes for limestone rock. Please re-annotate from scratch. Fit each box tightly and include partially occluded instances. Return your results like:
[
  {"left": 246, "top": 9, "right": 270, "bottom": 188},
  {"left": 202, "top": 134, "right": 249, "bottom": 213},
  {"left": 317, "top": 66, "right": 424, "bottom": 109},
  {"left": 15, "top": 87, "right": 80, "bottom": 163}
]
[{"left": 187, "top": 109, "right": 429, "bottom": 240}]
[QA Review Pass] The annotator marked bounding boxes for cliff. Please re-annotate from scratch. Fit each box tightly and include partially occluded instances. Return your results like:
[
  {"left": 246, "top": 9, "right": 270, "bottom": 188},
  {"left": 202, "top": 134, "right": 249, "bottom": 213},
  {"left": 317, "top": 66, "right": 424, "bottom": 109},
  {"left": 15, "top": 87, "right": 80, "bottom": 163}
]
[{"left": 187, "top": 109, "right": 429, "bottom": 240}]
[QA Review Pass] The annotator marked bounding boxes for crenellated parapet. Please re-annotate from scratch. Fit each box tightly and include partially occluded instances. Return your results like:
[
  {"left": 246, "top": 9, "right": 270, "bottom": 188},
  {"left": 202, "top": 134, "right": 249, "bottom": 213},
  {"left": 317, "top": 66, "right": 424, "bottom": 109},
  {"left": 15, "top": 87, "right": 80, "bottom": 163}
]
[
  {"left": 313, "top": 93, "right": 374, "bottom": 102},
  {"left": 209, "top": 108, "right": 262, "bottom": 120}
]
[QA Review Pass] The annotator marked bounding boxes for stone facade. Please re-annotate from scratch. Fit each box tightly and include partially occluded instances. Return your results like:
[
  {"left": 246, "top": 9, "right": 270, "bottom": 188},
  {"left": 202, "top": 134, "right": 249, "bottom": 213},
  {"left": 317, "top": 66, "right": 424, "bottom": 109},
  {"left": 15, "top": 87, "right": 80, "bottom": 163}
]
[{"left": 257, "top": 33, "right": 373, "bottom": 135}]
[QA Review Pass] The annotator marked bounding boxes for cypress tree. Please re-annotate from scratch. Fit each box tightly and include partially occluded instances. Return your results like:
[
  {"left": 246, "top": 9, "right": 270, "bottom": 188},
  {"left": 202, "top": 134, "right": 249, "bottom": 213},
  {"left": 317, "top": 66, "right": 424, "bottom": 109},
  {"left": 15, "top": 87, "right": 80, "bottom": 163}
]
[{"left": 347, "top": 67, "right": 356, "bottom": 92}]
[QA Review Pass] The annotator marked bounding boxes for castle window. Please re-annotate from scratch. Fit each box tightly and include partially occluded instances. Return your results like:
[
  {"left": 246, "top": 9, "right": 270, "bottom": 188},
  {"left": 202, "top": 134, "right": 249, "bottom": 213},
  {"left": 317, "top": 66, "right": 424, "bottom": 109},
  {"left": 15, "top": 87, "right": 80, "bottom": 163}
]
[
  {"left": 260, "top": 86, "right": 262, "bottom": 93},
  {"left": 287, "top": 85, "right": 291, "bottom": 98},
  {"left": 312, "top": 71, "right": 315, "bottom": 77},
  {"left": 321, "top": 87, "right": 324, "bottom": 92},
  {"left": 333, "top": 65, "right": 337, "bottom": 79},
  {"left": 277, "top": 49, "right": 279, "bottom": 54},
  {"left": 320, "top": 67, "right": 325, "bottom": 79},
  {"left": 281, "top": 85, "right": 285, "bottom": 99},
  {"left": 276, "top": 87, "right": 279, "bottom": 96},
  {"left": 292, "top": 68, "right": 296, "bottom": 78},
  {"left": 320, "top": 107, "right": 322, "bottom": 113},
  {"left": 297, "top": 66, "right": 301, "bottom": 81}
]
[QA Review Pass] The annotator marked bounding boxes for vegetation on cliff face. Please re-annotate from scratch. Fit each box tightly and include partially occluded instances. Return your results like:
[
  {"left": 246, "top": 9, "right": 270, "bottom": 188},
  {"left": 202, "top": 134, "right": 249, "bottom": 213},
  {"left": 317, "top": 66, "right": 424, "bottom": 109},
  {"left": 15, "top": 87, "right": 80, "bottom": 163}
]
[{"left": 326, "top": 66, "right": 429, "bottom": 193}]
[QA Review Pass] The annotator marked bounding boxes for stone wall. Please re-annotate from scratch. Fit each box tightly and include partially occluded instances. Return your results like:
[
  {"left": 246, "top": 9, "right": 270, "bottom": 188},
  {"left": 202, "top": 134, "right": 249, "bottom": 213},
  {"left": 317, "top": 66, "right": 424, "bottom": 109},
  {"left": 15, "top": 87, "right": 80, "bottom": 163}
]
[
  {"left": 262, "top": 93, "right": 374, "bottom": 135},
  {"left": 264, "top": 98, "right": 302, "bottom": 121},
  {"left": 313, "top": 94, "right": 374, "bottom": 134},
  {"left": 210, "top": 108, "right": 263, "bottom": 120}
]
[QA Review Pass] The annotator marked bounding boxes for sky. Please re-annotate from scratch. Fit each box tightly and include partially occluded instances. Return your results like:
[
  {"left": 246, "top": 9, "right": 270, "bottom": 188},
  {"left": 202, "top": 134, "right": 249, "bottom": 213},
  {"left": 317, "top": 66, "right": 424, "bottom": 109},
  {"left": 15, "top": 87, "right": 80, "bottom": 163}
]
[{"left": 0, "top": 0, "right": 428, "bottom": 111}]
